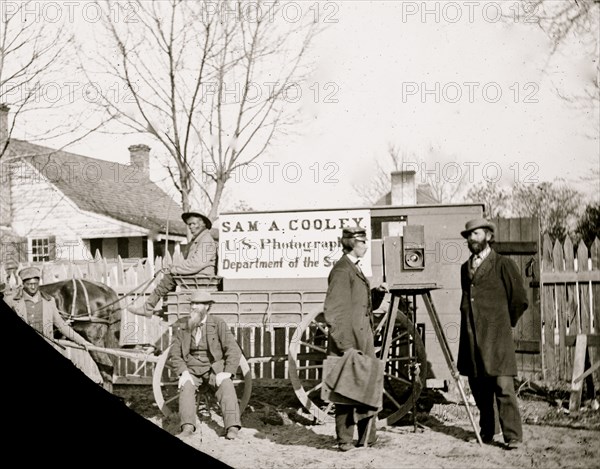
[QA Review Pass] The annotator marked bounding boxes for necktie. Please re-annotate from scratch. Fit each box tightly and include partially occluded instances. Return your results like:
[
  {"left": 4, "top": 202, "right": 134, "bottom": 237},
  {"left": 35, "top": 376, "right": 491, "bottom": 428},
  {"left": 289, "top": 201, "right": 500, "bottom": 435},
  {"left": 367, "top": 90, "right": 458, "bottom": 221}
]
[
  {"left": 471, "top": 255, "right": 482, "bottom": 274},
  {"left": 194, "top": 327, "right": 202, "bottom": 345}
]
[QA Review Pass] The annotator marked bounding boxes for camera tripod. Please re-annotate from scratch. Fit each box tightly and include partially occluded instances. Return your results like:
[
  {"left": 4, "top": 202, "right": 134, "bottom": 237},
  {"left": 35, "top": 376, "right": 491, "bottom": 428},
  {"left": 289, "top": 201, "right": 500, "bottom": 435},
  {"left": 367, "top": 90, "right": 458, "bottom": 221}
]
[{"left": 379, "top": 285, "right": 483, "bottom": 446}]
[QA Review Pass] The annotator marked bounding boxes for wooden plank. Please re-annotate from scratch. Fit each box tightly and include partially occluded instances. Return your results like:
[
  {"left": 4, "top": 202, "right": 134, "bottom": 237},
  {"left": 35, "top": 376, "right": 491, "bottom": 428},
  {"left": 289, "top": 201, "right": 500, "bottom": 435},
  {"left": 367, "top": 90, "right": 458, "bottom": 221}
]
[
  {"left": 516, "top": 218, "right": 538, "bottom": 375},
  {"left": 113, "top": 376, "right": 152, "bottom": 385},
  {"left": 263, "top": 328, "right": 273, "bottom": 380},
  {"left": 540, "top": 271, "right": 600, "bottom": 283},
  {"left": 564, "top": 237, "right": 577, "bottom": 380},
  {"left": 274, "top": 328, "right": 286, "bottom": 378},
  {"left": 569, "top": 334, "right": 587, "bottom": 413},
  {"left": 492, "top": 241, "right": 538, "bottom": 254},
  {"left": 514, "top": 340, "right": 541, "bottom": 353},
  {"left": 591, "top": 238, "right": 600, "bottom": 389},
  {"left": 565, "top": 334, "right": 600, "bottom": 347},
  {"left": 554, "top": 239, "right": 568, "bottom": 380},
  {"left": 578, "top": 241, "right": 591, "bottom": 334},
  {"left": 541, "top": 234, "right": 556, "bottom": 381},
  {"left": 253, "top": 327, "right": 262, "bottom": 379}
]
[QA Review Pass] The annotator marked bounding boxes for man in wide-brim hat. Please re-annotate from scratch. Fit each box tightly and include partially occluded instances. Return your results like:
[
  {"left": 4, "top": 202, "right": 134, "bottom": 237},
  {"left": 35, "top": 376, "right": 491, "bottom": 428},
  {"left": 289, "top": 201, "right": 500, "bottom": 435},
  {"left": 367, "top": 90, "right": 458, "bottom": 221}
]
[
  {"left": 456, "top": 218, "right": 529, "bottom": 450},
  {"left": 169, "top": 291, "right": 242, "bottom": 441},
  {"left": 129, "top": 210, "right": 217, "bottom": 317}
]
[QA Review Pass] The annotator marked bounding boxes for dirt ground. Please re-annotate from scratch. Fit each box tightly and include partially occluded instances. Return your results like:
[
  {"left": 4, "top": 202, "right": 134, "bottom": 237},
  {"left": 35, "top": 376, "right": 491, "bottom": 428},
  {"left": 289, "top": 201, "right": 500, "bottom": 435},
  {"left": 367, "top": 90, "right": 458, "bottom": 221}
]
[{"left": 114, "top": 381, "right": 600, "bottom": 469}]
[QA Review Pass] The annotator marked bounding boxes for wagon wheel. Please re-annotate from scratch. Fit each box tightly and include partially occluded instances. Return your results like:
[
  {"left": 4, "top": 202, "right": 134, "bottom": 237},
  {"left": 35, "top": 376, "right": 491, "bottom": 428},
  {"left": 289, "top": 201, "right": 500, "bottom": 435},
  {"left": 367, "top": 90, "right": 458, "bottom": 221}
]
[
  {"left": 287, "top": 308, "right": 427, "bottom": 426},
  {"left": 152, "top": 345, "right": 252, "bottom": 418}
]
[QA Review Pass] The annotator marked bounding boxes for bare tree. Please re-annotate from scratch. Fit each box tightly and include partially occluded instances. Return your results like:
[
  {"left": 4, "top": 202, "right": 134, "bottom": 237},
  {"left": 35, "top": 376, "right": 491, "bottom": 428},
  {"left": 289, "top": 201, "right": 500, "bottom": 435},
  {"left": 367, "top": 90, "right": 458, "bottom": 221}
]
[
  {"left": 85, "top": 0, "right": 319, "bottom": 218},
  {"left": 0, "top": 1, "right": 110, "bottom": 159},
  {"left": 521, "top": 1, "right": 599, "bottom": 112},
  {"left": 464, "top": 181, "right": 511, "bottom": 218}
]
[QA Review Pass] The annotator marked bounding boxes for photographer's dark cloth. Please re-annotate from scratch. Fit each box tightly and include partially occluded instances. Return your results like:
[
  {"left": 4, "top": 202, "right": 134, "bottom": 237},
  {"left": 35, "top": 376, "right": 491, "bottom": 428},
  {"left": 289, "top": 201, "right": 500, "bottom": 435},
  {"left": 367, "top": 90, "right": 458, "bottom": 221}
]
[{"left": 324, "top": 349, "right": 383, "bottom": 413}]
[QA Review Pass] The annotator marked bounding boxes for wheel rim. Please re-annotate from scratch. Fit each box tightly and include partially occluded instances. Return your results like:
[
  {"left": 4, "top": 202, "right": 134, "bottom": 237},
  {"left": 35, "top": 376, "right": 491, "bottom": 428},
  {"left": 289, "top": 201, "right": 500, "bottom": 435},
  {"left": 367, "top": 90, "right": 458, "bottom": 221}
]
[{"left": 288, "top": 311, "right": 333, "bottom": 423}]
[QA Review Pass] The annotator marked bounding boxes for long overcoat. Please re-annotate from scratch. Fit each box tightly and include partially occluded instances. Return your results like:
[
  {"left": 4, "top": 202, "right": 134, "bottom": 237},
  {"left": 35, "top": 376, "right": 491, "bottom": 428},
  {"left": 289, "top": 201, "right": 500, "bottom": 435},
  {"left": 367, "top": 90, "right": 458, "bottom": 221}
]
[
  {"left": 457, "top": 249, "right": 529, "bottom": 377},
  {"left": 323, "top": 254, "right": 383, "bottom": 358}
]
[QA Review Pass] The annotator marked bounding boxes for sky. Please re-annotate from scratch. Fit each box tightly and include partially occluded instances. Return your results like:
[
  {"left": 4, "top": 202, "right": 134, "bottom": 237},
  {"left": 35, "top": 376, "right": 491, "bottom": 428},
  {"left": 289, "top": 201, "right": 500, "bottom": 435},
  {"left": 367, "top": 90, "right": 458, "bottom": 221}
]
[{"left": 8, "top": 1, "right": 600, "bottom": 212}]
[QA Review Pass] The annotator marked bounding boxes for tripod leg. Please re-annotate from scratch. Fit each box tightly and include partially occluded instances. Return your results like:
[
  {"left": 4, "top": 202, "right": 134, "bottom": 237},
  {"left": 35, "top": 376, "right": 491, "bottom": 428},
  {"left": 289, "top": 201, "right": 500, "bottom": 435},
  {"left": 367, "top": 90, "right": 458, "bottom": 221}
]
[{"left": 422, "top": 292, "right": 483, "bottom": 447}]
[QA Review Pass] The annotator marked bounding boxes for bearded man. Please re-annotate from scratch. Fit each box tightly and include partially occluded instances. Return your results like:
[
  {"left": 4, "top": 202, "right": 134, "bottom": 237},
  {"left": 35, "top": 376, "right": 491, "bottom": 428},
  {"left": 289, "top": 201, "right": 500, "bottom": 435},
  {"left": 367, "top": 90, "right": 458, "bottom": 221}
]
[{"left": 457, "top": 218, "right": 529, "bottom": 450}]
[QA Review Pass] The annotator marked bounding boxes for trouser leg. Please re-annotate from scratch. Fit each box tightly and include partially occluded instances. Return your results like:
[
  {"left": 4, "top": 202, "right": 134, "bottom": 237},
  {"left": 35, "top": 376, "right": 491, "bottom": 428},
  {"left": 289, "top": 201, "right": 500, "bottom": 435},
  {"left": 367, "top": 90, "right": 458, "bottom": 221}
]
[
  {"left": 147, "top": 273, "right": 176, "bottom": 308},
  {"left": 334, "top": 404, "right": 355, "bottom": 445},
  {"left": 179, "top": 380, "right": 199, "bottom": 429},
  {"left": 214, "top": 378, "right": 241, "bottom": 430},
  {"left": 494, "top": 376, "right": 523, "bottom": 442},
  {"left": 468, "top": 376, "right": 496, "bottom": 440},
  {"left": 356, "top": 414, "right": 377, "bottom": 446}
]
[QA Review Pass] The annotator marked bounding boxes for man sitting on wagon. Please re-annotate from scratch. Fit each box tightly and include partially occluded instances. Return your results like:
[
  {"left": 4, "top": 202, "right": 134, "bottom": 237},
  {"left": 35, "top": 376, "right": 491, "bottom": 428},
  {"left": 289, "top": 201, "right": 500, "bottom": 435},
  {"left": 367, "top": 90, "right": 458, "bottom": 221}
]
[
  {"left": 129, "top": 210, "right": 217, "bottom": 317},
  {"left": 170, "top": 291, "right": 242, "bottom": 440}
]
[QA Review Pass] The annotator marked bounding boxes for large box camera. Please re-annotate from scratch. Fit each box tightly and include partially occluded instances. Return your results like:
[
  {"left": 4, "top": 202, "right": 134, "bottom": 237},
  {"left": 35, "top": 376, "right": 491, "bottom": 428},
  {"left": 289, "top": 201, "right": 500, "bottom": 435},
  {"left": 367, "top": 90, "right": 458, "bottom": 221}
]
[{"left": 384, "top": 225, "right": 435, "bottom": 289}]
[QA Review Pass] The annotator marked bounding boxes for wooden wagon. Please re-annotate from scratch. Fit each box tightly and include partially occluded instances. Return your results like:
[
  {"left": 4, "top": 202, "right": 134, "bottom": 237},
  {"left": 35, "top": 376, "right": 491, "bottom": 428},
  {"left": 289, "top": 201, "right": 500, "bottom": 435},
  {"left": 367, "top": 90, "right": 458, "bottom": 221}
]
[{"left": 64, "top": 204, "right": 485, "bottom": 428}]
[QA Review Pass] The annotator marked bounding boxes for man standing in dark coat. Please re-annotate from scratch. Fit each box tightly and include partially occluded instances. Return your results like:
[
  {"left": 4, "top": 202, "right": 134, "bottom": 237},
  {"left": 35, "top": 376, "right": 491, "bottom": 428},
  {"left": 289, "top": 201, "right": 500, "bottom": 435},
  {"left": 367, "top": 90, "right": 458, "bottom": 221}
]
[
  {"left": 323, "top": 226, "right": 386, "bottom": 451},
  {"left": 457, "top": 218, "right": 529, "bottom": 450}
]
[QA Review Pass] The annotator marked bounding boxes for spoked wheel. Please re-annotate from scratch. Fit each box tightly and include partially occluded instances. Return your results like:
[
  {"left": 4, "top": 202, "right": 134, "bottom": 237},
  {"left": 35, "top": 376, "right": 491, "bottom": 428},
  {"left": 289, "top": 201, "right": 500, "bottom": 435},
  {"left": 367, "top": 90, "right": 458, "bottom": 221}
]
[
  {"left": 288, "top": 311, "right": 333, "bottom": 423},
  {"left": 287, "top": 308, "right": 427, "bottom": 426},
  {"left": 152, "top": 345, "right": 253, "bottom": 418},
  {"left": 373, "top": 307, "right": 427, "bottom": 426}
]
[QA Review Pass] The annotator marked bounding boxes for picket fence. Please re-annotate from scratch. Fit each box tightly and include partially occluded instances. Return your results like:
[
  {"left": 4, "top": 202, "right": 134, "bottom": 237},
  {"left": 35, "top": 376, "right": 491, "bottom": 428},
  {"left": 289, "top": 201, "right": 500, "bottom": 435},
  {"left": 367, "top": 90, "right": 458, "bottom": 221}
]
[{"left": 540, "top": 235, "right": 600, "bottom": 393}]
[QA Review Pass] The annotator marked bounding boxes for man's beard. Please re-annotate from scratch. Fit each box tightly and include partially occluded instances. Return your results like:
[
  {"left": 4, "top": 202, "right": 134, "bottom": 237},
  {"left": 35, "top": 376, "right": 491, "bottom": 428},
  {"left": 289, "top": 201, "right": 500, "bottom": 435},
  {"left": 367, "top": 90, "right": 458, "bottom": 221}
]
[
  {"left": 188, "top": 311, "right": 205, "bottom": 327},
  {"left": 468, "top": 239, "right": 487, "bottom": 254}
]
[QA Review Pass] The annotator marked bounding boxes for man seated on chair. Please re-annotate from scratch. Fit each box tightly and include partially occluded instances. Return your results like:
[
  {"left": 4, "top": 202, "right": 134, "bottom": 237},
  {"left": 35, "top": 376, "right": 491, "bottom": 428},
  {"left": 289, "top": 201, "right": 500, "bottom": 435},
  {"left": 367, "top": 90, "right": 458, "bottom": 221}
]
[
  {"left": 5, "top": 266, "right": 92, "bottom": 349},
  {"left": 170, "top": 291, "right": 242, "bottom": 440},
  {"left": 130, "top": 210, "right": 217, "bottom": 317}
]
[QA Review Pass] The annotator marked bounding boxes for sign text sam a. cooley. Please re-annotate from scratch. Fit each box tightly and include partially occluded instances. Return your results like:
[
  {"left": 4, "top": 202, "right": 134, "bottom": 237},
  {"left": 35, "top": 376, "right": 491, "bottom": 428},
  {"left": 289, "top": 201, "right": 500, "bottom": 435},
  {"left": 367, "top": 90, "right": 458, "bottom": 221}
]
[{"left": 218, "top": 209, "right": 372, "bottom": 279}]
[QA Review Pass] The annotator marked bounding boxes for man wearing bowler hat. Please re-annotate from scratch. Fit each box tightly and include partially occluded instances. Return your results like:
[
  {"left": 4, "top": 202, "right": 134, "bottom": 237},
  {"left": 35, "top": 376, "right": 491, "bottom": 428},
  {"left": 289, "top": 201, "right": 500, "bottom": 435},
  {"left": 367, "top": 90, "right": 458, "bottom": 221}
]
[
  {"left": 6, "top": 266, "right": 92, "bottom": 348},
  {"left": 323, "top": 226, "right": 388, "bottom": 451},
  {"left": 130, "top": 210, "right": 217, "bottom": 317},
  {"left": 169, "top": 291, "right": 242, "bottom": 441},
  {"left": 457, "top": 218, "right": 529, "bottom": 450}
]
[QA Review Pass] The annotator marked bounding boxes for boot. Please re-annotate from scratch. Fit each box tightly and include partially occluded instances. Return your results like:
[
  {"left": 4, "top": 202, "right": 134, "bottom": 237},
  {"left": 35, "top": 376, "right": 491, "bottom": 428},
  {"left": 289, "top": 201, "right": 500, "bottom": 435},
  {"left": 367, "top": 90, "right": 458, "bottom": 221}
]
[
  {"left": 176, "top": 423, "right": 195, "bottom": 439},
  {"left": 225, "top": 426, "right": 240, "bottom": 440},
  {"left": 128, "top": 301, "right": 153, "bottom": 318}
]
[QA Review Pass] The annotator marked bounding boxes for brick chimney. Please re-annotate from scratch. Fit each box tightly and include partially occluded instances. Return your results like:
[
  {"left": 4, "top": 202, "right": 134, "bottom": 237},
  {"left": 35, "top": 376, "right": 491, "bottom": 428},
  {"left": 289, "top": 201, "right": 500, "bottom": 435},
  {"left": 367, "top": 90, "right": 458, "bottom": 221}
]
[
  {"left": 128, "top": 144, "right": 150, "bottom": 177},
  {"left": 391, "top": 170, "right": 417, "bottom": 205},
  {"left": 0, "top": 103, "right": 9, "bottom": 143}
]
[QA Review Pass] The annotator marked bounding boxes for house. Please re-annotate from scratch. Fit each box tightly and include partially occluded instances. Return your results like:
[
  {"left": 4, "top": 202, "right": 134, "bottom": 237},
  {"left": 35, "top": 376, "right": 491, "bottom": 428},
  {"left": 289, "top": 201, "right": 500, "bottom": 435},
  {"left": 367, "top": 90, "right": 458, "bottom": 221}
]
[{"left": 0, "top": 105, "right": 188, "bottom": 264}]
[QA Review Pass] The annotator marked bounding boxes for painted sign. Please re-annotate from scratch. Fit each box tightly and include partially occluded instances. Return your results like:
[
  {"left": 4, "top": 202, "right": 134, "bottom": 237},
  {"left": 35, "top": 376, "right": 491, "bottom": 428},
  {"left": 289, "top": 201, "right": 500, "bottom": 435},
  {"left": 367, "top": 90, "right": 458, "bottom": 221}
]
[{"left": 218, "top": 209, "right": 372, "bottom": 278}]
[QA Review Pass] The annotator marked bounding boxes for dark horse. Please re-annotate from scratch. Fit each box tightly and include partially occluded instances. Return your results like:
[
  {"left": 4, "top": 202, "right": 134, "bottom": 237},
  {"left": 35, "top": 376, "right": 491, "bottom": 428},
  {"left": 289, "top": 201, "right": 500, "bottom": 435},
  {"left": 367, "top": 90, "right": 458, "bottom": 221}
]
[{"left": 41, "top": 279, "right": 123, "bottom": 391}]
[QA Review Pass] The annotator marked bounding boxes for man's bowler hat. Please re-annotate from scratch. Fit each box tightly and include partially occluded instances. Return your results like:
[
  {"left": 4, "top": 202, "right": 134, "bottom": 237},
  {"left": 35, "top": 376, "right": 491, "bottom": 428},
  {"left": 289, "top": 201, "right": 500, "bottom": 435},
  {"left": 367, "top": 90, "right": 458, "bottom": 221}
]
[
  {"left": 461, "top": 218, "right": 496, "bottom": 238},
  {"left": 18, "top": 266, "right": 41, "bottom": 281},
  {"left": 342, "top": 227, "right": 368, "bottom": 241},
  {"left": 189, "top": 291, "right": 215, "bottom": 304},
  {"left": 181, "top": 211, "right": 212, "bottom": 229}
]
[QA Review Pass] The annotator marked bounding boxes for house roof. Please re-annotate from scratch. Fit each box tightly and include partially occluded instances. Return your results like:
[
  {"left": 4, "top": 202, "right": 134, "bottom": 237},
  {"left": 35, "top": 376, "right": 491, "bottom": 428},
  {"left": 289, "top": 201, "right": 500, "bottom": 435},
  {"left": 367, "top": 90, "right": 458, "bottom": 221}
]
[
  {"left": 375, "top": 184, "right": 440, "bottom": 206},
  {"left": 6, "top": 139, "right": 188, "bottom": 236}
]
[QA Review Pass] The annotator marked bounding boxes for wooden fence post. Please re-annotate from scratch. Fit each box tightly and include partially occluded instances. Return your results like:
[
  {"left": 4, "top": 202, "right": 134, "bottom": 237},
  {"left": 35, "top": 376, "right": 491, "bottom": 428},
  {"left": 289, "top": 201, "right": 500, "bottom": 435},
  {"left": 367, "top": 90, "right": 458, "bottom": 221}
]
[
  {"left": 541, "top": 234, "right": 556, "bottom": 382},
  {"left": 591, "top": 239, "right": 600, "bottom": 390}
]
